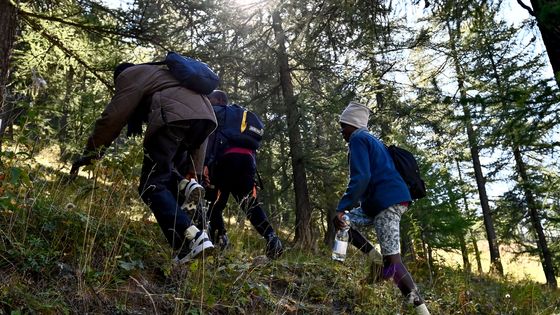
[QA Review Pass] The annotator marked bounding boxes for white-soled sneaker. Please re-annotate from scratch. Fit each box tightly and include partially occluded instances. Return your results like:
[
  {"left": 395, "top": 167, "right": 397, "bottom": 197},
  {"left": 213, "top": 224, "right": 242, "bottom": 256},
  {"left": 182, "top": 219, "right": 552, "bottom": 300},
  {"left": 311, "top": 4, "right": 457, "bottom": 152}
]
[
  {"left": 173, "top": 229, "right": 214, "bottom": 264},
  {"left": 179, "top": 178, "right": 205, "bottom": 211},
  {"left": 405, "top": 290, "right": 430, "bottom": 315}
]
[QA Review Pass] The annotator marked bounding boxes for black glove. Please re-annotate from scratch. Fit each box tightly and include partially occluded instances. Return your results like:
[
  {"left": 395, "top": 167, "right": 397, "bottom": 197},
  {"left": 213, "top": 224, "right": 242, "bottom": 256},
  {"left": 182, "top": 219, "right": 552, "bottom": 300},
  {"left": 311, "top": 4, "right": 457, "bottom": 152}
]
[
  {"left": 69, "top": 155, "right": 94, "bottom": 179},
  {"left": 332, "top": 212, "right": 348, "bottom": 230}
]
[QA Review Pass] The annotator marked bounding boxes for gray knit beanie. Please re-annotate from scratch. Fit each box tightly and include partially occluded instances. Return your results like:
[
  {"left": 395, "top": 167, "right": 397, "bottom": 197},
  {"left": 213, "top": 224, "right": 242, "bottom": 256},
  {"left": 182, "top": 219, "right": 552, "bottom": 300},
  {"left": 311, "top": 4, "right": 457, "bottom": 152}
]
[{"left": 339, "top": 101, "right": 370, "bottom": 129}]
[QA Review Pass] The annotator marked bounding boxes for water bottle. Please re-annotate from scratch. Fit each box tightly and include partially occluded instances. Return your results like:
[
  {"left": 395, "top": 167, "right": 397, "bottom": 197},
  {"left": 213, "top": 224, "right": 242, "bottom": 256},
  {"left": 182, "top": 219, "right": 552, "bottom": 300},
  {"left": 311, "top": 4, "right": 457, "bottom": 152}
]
[{"left": 332, "top": 214, "right": 350, "bottom": 262}]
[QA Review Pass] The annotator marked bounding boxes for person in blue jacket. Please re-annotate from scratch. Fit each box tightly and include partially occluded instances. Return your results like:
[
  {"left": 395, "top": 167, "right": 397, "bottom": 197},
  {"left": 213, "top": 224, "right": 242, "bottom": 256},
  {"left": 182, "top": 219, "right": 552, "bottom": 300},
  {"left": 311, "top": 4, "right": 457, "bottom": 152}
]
[{"left": 334, "top": 101, "right": 430, "bottom": 315}]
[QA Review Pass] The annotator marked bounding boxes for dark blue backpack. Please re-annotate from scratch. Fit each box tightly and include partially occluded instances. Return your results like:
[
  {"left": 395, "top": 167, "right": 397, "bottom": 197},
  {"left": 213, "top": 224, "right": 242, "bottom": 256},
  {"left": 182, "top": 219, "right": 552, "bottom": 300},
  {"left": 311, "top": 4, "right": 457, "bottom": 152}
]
[
  {"left": 207, "top": 104, "right": 264, "bottom": 165},
  {"left": 386, "top": 145, "right": 427, "bottom": 200},
  {"left": 147, "top": 51, "right": 219, "bottom": 95}
]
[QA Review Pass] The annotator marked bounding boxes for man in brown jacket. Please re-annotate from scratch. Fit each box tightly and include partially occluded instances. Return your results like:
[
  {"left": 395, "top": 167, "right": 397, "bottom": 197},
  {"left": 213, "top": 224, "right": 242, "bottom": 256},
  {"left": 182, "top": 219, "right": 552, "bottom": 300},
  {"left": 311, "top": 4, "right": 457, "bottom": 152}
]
[{"left": 71, "top": 63, "right": 218, "bottom": 263}]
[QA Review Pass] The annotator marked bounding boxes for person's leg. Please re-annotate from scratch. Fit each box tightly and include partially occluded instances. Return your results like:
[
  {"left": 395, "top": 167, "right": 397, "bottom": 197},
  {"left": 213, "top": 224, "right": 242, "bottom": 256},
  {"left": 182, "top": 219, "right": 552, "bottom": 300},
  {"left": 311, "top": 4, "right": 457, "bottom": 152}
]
[
  {"left": 207, "top": 187, "right": 229, "bottom": 243},
  {"left": 348, "top": 228, "right": 374, "bottom": 253},
  {"left": 374, "top": 204, "right": 428, "bottom": 312},
  {"left": 225, "top": 153, "right": 282, "bottom": 258},
  {"left": 204, "top": 156, "right": 230, "bottom": 245},
  {"left": 139, "top": 124, "right": 214, "bottom": 262},
  {"left": 172, "top": 120, "right": 214, "bottom": 213},
  {"left": 346, "top": 208, "right": 383, "bottom": 262},
  {"left": 138, "top": 126, "right": 194, "bottom": 250},
  {"left": 173, "top": 119, "right": 216, "bottom": 177},
  {"left": 226, "top": 154, "right": 274, "bottom": 238},
  {"left": 343, "top": 208, "right": 384, "bottom": 281}
]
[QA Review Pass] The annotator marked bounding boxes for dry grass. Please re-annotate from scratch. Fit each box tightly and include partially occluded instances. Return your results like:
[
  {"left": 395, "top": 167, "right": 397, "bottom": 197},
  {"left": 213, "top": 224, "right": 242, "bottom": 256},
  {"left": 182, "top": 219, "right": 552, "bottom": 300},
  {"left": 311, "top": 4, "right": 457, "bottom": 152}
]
[{"left": 435, "top": 241, "right": 558, "bottom": 284}]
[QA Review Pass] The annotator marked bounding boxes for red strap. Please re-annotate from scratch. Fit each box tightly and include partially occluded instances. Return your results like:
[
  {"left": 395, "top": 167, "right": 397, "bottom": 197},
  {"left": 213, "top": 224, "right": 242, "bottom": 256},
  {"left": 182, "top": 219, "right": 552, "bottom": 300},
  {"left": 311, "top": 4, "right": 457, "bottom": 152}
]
[{"left": 224, "top": 147, "right": 254, "bottom": 155}]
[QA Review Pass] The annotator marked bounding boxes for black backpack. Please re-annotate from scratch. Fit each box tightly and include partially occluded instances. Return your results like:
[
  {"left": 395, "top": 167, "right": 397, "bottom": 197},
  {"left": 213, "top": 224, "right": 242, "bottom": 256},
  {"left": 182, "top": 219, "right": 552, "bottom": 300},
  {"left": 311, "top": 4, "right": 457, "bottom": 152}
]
[
  {"left": 386, "top": 145, "right": 427, "bottom": 200},
  {"left": 207, "top": 104, "right": 264, "bottom": 165}
]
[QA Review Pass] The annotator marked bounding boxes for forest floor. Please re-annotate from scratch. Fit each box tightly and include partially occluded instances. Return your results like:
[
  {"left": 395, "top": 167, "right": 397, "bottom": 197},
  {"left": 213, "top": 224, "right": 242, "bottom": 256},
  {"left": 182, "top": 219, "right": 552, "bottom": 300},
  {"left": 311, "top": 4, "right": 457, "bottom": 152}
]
[{"left": 0, "top": 145, "right": 559, "bottom": 314}]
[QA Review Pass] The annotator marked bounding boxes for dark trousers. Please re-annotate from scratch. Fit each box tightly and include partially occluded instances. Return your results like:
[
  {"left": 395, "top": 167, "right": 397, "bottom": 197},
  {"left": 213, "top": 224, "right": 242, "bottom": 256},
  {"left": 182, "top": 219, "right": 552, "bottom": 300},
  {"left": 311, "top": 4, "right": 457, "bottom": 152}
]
[
  {"left": 206, "top": 152, "right": 274, "bottom": 239},
  {"left": 138, "top": 121, "right": 212, "bottom": 250}
]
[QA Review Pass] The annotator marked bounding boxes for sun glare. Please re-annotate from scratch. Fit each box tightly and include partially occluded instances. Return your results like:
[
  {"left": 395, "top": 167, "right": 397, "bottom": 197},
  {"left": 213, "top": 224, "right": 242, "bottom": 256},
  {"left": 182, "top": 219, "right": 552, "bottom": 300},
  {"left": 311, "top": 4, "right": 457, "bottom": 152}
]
[{"left": 230, "top": 0, "right": 269, "bottom": 9}]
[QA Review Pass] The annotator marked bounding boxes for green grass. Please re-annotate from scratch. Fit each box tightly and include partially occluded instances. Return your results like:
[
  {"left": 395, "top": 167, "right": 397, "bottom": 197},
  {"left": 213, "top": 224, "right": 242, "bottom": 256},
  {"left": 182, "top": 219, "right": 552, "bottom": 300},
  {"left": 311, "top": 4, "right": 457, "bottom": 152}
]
[{"left": 1, "top": 153, "right": 559, "bottom": 314}]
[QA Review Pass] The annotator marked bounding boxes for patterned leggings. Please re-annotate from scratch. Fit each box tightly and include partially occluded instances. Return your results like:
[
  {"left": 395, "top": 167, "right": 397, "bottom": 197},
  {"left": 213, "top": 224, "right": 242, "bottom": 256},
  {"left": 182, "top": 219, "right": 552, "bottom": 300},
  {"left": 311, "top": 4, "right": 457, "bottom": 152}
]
[{"left": 346, "top": 204, "right": 407, "bottom": 256}]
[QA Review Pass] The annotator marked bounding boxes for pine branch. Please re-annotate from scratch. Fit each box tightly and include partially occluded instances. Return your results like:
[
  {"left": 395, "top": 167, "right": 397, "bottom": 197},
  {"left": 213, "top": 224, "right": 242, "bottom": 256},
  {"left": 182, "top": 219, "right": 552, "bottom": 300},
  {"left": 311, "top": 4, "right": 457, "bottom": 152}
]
[
  {"left": 17, "top": 9, "right": 170, "bottom": 51},
  {"left": 20, "top": 14, "right": 113, "bottom": 90}
]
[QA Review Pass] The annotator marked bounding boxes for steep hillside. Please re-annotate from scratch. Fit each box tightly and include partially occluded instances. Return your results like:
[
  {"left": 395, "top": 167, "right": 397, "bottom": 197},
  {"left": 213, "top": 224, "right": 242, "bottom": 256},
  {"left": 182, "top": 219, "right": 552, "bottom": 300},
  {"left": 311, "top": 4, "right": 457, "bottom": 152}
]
[{"left": 1, "top": 150, "right": 559, "bottom": 314}]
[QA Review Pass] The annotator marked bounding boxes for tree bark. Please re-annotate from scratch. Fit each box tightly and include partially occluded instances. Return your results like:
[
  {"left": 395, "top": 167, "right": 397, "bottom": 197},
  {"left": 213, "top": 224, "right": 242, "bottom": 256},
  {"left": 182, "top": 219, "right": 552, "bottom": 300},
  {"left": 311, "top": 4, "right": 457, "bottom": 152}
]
[
  {"left": 455, "top": 160, "right": 472, "bottom": 273},
  {"left": 400, "top": 216, "right": 416, "bottom": 262},
  {"left": 463, "top": 106, "right": 504, "bottom": 275},
  {"left": 471, "top": 231, "right": 483, "bottom": 274},
  {"left": 512, "top": 146, "right": 557, "bottom": 288},
  {"left": 59, "top": 66, "right": 75, "bottom": 158},
  {"left": 325, "top": 206, "right": 337, "bottom": 247},
  {"left": 459, "top": 234, "right": 471, "bottom": 273},
  {"left": 447, "top": 15, "right": 504, "bottom": 275},
  {"left": 482, "top": 17, "right": 557, "bottom": 286},
  {"left": 421, "top": 232, "right": 433, "bottom": 285},
  {"left": 271, "top": 10, "right": 314, "bottom": 248},
  {"left": 0, "top": 0, "right": 18, "bottom": 158},
  {"left": 521, "top": 0, "right": 560, "bottom": 87}
]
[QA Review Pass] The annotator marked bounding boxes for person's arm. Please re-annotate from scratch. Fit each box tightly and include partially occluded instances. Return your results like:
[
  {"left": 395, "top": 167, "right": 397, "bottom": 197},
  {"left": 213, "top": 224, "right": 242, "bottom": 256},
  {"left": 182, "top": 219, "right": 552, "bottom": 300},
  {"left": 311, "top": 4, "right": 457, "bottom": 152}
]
[
  {"left": 70, "top": 74, "right": 144, "bottom": 178},
  {"left": 336, "top": 135, "right": 371, "bottom": 212},
  {"left": 84, "top": 80, "right": 144, "bottom": 155}
]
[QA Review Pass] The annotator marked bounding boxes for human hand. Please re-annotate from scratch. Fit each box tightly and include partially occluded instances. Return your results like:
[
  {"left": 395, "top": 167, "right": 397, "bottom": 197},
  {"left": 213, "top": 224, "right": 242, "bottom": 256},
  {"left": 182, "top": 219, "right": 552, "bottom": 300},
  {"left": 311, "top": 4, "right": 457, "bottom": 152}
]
[
  {"left": 202, "top": 166, "right": 210, "bottom": 187},
  {"left": 69, "top": 155, "right": 94, "bottom": 180},
  {"left": 332, "top": 211, "right": 349, "bottom": 230}
]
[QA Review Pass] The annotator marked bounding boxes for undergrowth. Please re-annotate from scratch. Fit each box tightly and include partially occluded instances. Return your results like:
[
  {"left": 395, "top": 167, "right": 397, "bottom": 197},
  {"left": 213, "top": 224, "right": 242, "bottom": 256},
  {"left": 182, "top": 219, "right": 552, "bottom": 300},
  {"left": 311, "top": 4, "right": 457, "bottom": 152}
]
[{"left": 1, "top": 154, "right": 559, "bottom": 314}]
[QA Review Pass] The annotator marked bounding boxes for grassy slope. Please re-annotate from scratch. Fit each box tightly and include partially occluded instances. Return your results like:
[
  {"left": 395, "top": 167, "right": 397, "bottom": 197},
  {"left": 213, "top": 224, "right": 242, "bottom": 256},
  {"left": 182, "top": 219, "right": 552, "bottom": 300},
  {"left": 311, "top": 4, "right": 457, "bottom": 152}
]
[{"left": 1, "top": 149, "right": 559, "bottom": 314}]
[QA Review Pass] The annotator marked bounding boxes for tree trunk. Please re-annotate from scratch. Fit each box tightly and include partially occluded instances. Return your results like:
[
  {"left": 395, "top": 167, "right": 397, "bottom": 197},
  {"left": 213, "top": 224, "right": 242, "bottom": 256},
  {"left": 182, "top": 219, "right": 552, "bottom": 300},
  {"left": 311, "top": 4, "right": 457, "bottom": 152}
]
[
  {"left": 0, "top": 0, "right": 18, "bottom": 159},
  {"left": 455, "top": 159, "right": 472, "bottom": 273},
  {"left": 400, "top": 216, "right": 416, "bottom": 262},
  {"left": 324, "top": 205, "right": 337, "bottom": 247},
  {"left": 446, "top": 15, "right": 504, "bottom": 276},
  {"left": 459, "top": 234, "right": 471, "bottom": 273},
  {"left": 482, "top": 19, "right": 557, "bottom": 287},
  {"left": 525, "top": 0, "right": 560, "bottom": 87},
  {"left": 512, "top": 146, "right": 557, "bottom": 288},
  {"left": 421, "top": 232, "right": 433, "bottom": 285},
  {"left": 463, "top": 107, "right": 503, "bottom": 275},
  {"left": 470, "top": 231, "right": 483, "bottom": 274},
  {"left": 427, "top": 241, "right": 434, "bottom": 277},
  {"left": 271, "top": 10, "right": 313, "bottom": 248},
  {"left": 59, "top": 65, "right": 75, "bottom": 158}
]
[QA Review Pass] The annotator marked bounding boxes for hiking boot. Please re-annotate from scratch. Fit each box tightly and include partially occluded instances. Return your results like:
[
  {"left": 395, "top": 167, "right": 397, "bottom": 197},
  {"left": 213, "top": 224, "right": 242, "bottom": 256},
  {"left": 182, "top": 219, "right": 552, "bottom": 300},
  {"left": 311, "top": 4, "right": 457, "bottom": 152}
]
[
  {"left": 173, "top": 226, "right": 214, "bottom": 264},
  {"left": 179, "top": 178, "right": 205, "bottom": 211},
  {"left": 265, "top": 233, "right": 283, "bottom": 259}
]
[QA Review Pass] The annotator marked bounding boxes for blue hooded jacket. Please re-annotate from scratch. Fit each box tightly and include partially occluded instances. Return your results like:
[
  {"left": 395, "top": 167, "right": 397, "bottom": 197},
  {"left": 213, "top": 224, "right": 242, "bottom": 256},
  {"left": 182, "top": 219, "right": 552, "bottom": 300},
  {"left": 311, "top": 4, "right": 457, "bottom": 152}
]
[{"left": 337, "top": 128, "right": 411, "bottom": 217}]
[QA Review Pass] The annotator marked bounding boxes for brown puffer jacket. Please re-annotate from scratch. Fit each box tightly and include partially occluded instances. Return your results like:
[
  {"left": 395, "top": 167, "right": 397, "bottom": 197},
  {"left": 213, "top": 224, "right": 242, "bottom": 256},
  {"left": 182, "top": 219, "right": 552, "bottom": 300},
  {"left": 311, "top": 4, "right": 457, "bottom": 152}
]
[{"left": 84, "top": 64, "right": 217, "bottom": 173}]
